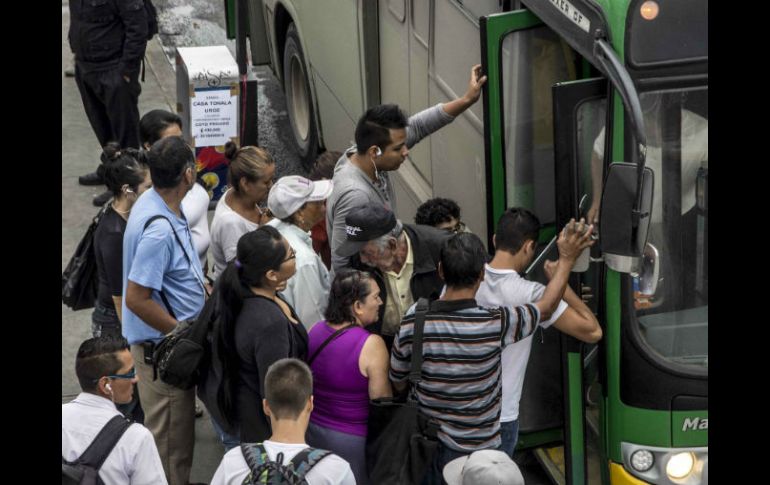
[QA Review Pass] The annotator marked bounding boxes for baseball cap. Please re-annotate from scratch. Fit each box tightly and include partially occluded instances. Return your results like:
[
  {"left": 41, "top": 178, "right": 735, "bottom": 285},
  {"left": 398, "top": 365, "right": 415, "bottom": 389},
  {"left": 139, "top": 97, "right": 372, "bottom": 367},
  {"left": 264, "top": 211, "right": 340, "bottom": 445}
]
[
  {"left": 268, "top": 175, "right": 333, "bottom": 219},
  {"left": 443, "top": 450, "right": 525, "bottom": 485},
  {"left": 335, "top": 204, "right": 397, "bottom": 258}
]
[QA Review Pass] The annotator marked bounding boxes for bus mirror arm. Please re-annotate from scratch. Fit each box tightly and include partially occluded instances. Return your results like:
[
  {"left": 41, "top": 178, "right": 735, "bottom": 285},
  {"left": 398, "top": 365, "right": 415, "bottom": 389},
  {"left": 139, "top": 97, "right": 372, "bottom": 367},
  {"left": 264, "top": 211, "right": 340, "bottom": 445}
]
[{"left": 593, "top": 38, "right": 648, "bottom": 232}]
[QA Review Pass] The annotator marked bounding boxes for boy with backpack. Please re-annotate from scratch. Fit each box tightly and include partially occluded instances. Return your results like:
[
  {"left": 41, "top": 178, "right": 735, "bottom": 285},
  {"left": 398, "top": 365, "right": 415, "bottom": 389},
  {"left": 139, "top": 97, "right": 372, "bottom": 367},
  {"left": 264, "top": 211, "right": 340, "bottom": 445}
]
[
  {"left": 62, "top": 336, "right": 166, "bottom": 484},
  {"left": 210, "top": 358, "right": 354, "bottom": 485}
]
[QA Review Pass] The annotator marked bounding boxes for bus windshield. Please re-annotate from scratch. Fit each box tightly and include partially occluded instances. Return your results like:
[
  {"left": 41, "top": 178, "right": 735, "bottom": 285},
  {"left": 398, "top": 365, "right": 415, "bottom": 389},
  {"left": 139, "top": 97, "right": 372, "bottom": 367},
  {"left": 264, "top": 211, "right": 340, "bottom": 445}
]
[{"left": 633, "top": 87, "right": 708, "bottom": 371}]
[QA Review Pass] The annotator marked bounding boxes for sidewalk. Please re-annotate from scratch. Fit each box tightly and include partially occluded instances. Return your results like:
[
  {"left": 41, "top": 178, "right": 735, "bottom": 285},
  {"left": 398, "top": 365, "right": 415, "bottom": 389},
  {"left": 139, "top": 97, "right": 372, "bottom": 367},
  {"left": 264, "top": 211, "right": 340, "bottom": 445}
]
[{"left": 62, "top": 4, "right": 223, "bottom": 482}]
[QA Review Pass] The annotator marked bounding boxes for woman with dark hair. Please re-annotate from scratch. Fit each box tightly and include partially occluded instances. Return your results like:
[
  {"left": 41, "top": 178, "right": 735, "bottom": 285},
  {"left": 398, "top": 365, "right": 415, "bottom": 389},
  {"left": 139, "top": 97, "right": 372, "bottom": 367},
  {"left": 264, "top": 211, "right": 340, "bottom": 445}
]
[
  {"left": 139, "top": 109, "right": 212, "bottom": 275},
  {"left": 305, "top": 270, "right": 391, "bottom": 484},
  {"left": 200, "top": 225, "right": 308, "bottom": 450},
  {"left": 91, "top": 142, "right": 151, "bottom": 422},
  {"left": 209, "top": 142, "right": 276, "bottom": 281}
]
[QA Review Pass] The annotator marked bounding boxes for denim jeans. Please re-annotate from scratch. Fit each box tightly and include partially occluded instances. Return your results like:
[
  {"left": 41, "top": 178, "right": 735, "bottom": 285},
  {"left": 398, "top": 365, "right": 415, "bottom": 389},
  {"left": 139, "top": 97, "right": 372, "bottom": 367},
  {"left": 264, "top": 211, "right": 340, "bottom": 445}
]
[
  {"left": 210, "top": 414, "right": 240, "bottom": 452},
  {"left": 499, "top": 419, "right": 520, "bottom": 458},
  {"left": 91, "top": 302, "right": 122, "bottom": 338},
  {"left": 421, "top": 442, "right": 470, "bottom": 485},
  {"left": 92, "top": 303, "right": 144, "bottom": 423}
]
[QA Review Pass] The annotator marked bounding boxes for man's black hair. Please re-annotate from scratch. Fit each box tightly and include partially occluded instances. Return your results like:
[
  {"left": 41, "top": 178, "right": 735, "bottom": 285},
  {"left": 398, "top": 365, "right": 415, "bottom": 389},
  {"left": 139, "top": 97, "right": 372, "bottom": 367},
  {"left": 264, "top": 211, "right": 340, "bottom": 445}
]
[
  {"left": 146, "top": 136, "right": 195, "bottom": 189},
  {"left": 440, "top": 233, "right": 489, "bottom": 289},
  {"left": 415, "top": 197, "right": 461, "bottom": 227},
  {"left": 75, "top": 336, "right": 130, "bottom": 393},
  {"left": 354, "top": 104, "right": 408, "bottom": 155},
  {"left": 264, "top": 358, "right": 313, "bottom": 420},
  {"left": 495, "top": 207, "right": 540, "bottom": 254},
  {"left": 139, "top": 109, "right": 183, "bottom": 147}
]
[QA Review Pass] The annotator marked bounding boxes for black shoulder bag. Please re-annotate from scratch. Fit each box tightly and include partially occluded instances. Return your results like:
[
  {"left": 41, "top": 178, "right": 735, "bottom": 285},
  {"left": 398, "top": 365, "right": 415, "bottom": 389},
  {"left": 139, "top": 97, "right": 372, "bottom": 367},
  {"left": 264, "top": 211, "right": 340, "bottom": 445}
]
[
  {"left": 61, "top": 204, "right": 110, "bottom": 311},
  {"left": 365, "top": 298, "right": 439, "bottom": 485}
]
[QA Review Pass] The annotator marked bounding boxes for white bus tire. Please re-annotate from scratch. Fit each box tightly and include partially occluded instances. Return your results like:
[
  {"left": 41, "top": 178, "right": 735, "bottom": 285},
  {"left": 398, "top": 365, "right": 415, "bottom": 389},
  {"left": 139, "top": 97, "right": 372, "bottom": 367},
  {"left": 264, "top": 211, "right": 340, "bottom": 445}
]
[{"left": 283, "top": 24, "right": 319, "bottom": 169}]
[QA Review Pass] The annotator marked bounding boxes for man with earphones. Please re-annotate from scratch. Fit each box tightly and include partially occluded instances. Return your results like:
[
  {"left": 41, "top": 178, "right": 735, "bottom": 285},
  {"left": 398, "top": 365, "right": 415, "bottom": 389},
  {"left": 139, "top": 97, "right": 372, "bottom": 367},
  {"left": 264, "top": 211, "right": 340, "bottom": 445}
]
[
  {"left": 63, "top": 336, "right": 167, "bottom": 484},
  {"left": 327, "top": 64, "right": 487, "bottom": 273}
]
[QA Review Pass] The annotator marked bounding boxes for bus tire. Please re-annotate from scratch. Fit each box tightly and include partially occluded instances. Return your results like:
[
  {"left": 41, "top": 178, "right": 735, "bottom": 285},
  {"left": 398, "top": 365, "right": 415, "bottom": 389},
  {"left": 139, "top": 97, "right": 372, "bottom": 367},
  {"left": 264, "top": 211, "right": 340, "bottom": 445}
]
[{"left": 283, "top": 23, "right": 319, "bottom": 170}]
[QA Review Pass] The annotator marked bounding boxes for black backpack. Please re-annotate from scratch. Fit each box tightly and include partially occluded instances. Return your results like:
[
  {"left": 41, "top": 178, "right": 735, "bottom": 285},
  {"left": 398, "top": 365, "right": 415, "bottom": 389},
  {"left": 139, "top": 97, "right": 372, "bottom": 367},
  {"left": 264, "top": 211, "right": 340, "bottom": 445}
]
[
  {"left": 240, "top": 443, "right": 332, "bottom": 485},
  {"left": 144, "top": 0, "right": 159, "bottom": 40},
  {"left": 62, "top": 415, "right": 133, "bottom": 485}
]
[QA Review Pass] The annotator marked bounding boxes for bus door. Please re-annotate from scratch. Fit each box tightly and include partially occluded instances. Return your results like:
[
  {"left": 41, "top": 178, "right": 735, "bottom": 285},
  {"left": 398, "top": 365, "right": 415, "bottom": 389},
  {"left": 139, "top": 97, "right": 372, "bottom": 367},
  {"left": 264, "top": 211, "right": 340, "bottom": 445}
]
[
  {"left": 480, "top": 9, "right": 592, "bottom": 484},
  {"left": 551, "top": 78, "right": 610, "bottom": 485}
]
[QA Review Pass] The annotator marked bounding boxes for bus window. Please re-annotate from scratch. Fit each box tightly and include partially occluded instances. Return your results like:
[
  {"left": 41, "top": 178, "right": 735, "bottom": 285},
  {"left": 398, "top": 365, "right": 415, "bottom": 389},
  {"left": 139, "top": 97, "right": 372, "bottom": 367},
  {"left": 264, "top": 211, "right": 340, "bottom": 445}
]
[
  {"left": 501, "top": 26, "right": 579, "bottom": 225},
  {"left": 634, "top": 88, "right": 709, "bottom": 371}
]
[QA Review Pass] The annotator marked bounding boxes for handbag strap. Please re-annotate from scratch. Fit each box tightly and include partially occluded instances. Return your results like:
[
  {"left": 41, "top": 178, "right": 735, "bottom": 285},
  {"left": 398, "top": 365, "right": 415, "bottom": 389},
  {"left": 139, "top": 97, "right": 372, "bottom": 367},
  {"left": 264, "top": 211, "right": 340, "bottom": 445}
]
[
  {"left": 307, "top": 324, "right": 353, "bottom": 366},
  {"left": 408, "top": 298, "right": 430, "bottom": 384},
  {"left": 141, "top": 215, "right": 209, "bottom": 318}
]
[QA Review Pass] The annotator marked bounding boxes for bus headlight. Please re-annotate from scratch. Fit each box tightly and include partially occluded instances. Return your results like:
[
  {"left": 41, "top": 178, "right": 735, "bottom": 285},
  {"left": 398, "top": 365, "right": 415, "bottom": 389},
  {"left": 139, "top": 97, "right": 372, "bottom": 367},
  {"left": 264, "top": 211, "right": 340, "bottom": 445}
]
[
  {"left": 621, "top": 443, "right": 707, "bottom": 484},
  {"left": 666, "top": 452, "right": 695, "bottom": 479},
  {"left": 630, "top": 449, "right": 654, "bottom": 472}
]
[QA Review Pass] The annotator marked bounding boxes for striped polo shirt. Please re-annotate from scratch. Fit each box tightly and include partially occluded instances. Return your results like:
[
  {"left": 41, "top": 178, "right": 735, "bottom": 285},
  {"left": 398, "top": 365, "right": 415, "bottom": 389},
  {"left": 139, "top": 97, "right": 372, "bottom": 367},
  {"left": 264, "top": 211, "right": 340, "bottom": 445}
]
[{"left": 389, "top": 298, "right": 539, "bottom": 452}]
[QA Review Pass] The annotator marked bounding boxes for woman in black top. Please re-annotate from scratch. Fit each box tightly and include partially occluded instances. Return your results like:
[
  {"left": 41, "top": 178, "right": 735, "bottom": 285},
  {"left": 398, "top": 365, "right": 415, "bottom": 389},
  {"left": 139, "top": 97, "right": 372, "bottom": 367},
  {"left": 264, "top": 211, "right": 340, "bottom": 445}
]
[
  {"left": 92, "top": 143, "right": 151, "bottom": 338},
  {"left": 202, "top": 225, "right": 308, "bottom": 448},
  {"left": 91, "top": 143, "right": 151, "bottom": 422}
]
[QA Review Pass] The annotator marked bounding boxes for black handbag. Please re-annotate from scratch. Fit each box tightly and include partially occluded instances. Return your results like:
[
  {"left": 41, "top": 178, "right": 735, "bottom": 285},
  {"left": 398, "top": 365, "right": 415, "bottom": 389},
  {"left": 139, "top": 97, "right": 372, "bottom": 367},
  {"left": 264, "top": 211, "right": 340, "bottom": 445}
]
[
  {"left": 365, "top": 298, "right": 440, "bottom": 485},
  {"left": 61, "top": 204, "right": 109, "bottom": 311}
]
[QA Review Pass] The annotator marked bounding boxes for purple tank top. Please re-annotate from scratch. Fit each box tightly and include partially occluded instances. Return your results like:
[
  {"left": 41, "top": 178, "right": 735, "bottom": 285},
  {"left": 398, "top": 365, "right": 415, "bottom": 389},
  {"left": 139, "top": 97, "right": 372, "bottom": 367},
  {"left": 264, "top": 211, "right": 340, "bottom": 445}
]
[{"left": 308, "top": 321, "right": 371, "bottom": 436}]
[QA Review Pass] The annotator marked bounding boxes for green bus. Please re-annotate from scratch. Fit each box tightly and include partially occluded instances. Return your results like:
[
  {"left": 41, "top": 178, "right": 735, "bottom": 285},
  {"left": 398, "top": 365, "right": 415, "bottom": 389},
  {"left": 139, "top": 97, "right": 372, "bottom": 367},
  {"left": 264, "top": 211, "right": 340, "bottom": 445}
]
[{"left": 228, "top": 1, "right": 707, "bottom": 482}]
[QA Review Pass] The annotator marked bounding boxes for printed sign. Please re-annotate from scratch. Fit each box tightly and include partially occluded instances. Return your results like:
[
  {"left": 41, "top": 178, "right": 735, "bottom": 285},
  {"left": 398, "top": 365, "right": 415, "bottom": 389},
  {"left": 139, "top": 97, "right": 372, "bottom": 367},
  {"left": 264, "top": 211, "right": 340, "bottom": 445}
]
[
  {"left": 549, "top": 0, "right": 591, "bottom": 33},
  {"left": 191, "top": 88, "right": 237, "bottom": 147}
]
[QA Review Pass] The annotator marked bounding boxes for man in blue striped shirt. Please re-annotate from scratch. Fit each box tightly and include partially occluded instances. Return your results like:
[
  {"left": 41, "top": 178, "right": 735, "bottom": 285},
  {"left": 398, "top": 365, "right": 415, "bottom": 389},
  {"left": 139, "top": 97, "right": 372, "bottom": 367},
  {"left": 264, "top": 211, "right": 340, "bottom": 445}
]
[{"left": 390, "top": 221, "right": 594, "bottom": 484}]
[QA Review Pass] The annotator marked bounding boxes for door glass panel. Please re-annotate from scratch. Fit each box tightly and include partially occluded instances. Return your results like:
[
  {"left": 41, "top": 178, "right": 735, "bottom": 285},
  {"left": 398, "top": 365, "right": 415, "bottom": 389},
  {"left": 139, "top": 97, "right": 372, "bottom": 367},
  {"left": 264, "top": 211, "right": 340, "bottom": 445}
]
[{"left": 501, "top": 27, "right": 579, "bottom": 225}]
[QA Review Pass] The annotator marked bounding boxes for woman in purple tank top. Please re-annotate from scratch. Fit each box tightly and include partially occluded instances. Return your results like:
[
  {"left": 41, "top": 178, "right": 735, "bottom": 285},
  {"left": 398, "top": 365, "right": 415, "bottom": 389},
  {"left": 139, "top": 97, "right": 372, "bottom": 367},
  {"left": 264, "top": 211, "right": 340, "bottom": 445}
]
[{"left": 305, "top": 270, "right": 391, "bottom": 485}]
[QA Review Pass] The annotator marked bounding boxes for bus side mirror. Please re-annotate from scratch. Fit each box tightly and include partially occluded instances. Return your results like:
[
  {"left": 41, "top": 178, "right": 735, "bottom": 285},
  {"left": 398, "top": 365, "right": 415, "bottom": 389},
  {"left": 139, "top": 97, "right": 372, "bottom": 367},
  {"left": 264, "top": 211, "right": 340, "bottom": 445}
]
[{"left": 599, "top": 162, "right": 654, "bottom": 273}]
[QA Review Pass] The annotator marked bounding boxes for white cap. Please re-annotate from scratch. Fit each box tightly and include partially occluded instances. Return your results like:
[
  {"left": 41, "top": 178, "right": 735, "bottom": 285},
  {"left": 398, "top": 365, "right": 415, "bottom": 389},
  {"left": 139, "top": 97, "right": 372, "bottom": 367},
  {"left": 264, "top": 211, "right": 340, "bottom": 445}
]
[
  {"left": 443, "top": 450, "right": 525, "bottom": 485},
  {"left": 268, "top": 175, "right": 333, "bottom": 219}
]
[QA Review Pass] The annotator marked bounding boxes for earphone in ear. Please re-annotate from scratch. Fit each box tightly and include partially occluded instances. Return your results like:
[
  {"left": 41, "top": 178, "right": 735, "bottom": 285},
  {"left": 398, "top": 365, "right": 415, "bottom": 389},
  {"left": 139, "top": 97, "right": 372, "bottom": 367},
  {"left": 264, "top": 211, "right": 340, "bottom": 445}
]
[
  {"left": 375, "top": 147, "right": 382, "bottom": 157},
  {"left": 125, "top": 188, "right": 134, "bottom": 194},
  {"left": 106, "top": 383, "right": 113, "bottom": 392}
]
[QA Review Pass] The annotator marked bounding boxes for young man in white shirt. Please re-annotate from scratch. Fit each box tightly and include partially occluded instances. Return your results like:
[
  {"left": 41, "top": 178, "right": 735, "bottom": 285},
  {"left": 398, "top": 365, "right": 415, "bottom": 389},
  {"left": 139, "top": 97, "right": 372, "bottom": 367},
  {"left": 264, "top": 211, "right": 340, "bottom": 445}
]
[
  {"left": 62, "top": 336, "right": 167, "bottom": 485},
  {"left": 211, "top": 358, "right": 355, "bottom": 485},
  {"left": 475, "top": 208, "right": 602, "bottom": 456}
]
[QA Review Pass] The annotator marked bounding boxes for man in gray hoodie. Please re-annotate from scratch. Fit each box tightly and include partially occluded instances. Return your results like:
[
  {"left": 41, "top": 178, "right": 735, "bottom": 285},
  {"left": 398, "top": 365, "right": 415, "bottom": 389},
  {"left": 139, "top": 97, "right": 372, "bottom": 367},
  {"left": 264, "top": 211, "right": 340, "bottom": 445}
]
[{"left": 327, "top": 65, "right": 487, "bottom": 273}]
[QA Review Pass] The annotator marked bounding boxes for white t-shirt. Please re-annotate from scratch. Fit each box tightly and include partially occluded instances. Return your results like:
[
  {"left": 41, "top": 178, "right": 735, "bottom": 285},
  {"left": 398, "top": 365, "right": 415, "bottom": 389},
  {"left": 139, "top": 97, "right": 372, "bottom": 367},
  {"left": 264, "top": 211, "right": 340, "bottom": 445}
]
[
  {"left": 209, "top": 188, "right": 260, "bottom": 280},
  {"left": 475, "top": 264, "right": 568, "bottom": 423},
  {"left": 210, "top": 440, "right": 356, "bottom": 485},
  {"left": 182, "top": 183, "right": 211, "bottom": 269}
]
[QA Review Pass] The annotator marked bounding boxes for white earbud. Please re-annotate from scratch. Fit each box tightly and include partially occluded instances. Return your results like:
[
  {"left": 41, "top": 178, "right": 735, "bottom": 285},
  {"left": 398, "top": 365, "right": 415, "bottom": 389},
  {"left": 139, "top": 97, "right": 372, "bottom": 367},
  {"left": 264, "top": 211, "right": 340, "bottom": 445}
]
[
  {"left": 106, "top": 383, "right": 113, "bottom": 393},
  {"left": 125, "top": 188, "right": 134, "bottom": 194},
  {"left": 375, "top": 147, "right": 382, "bottom": 157}
]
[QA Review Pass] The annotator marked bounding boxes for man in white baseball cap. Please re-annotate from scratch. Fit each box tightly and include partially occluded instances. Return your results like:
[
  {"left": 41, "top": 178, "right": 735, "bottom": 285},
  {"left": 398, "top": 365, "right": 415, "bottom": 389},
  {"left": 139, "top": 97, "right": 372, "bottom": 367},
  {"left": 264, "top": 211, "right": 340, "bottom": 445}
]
[
  {"left": 443, "top": 450, "right": 525, "bottom": 485},
  {"left": 267, "top": 176, "right": 334, "bottom": 328}
]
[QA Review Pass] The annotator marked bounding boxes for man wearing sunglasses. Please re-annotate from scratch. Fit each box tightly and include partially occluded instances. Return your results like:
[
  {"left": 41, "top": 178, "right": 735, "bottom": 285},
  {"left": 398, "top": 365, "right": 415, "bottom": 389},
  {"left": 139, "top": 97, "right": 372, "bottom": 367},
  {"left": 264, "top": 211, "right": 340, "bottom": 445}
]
[{"left": 63, "top": 336, "right": 166, "bottom": 484}]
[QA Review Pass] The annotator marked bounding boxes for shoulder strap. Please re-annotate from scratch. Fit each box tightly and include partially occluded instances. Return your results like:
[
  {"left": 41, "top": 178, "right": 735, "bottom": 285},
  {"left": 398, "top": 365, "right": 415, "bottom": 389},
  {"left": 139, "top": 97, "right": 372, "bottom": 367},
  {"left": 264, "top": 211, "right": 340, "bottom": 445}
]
[
  {"left": 142, "top": 215, "right": 193, "bottom": 268},
  {"left": 241, "top": 442, "right": 270, "bottom": 483},
  {"left": 74, "top": 415, "right": 132, "bottom": 469},
  {"left": 408, "top": 297, "right": 430, "bottom": 384},
  {"left": 289, "top": 447, "right": 332, "bottom": 480},
  {"left": 141, "top": 215, "right": 208, "bottom": 316},
  {"left": 306, "top": 324, "right": 353, "bottom": 366}
]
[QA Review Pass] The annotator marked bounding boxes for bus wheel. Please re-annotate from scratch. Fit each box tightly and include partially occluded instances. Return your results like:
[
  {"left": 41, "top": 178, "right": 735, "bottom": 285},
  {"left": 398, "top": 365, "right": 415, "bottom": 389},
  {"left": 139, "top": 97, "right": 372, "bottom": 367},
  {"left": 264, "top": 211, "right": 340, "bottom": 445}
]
[{"left": 283, "top": 23, "right": 319, "bottom": 170}]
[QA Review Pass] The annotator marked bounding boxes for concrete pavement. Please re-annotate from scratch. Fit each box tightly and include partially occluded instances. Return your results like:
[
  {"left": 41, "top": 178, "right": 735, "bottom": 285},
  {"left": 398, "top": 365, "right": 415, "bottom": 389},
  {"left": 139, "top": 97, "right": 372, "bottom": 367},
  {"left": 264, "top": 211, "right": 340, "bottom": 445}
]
[{"left": 62, "top": 3, "right": 224, "bottom": 482}]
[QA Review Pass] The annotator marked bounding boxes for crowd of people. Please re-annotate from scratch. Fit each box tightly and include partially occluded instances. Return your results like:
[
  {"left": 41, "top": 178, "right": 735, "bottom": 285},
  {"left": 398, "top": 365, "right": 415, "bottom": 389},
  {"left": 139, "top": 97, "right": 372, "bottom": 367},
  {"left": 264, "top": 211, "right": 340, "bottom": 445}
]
[{"left": 64, "top": 10, "right": 602, "bottom": 482}]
